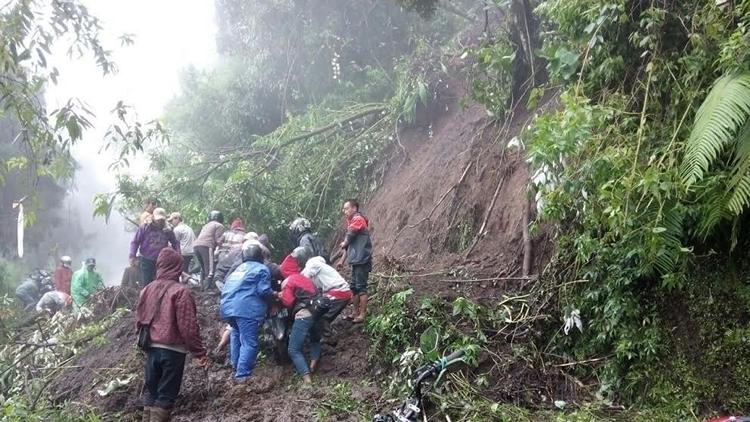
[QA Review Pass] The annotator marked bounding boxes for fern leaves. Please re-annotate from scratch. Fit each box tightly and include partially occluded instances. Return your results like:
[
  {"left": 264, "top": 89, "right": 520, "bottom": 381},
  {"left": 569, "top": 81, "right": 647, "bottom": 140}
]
[
  {"left": 681, "top": 72, "right": 750, "bottom": 186},
  {"left": 680, "top": 72, "right": 750, "bottom": 235}
]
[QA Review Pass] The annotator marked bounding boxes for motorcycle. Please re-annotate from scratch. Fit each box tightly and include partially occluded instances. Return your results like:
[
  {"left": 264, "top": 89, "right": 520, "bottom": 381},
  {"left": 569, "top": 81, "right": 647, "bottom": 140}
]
[
  {"left": 259, "top": 304, "right": 290, "bottom": 364},
  {"left": 373, "top": 349, "right": 467, "bottom": 422}
]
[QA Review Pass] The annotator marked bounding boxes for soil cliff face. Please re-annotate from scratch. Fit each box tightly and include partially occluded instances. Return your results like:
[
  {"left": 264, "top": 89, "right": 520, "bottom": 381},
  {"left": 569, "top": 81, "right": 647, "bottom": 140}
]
[{"left": 367, "top": 78, "right": 554, "bottom": 278}]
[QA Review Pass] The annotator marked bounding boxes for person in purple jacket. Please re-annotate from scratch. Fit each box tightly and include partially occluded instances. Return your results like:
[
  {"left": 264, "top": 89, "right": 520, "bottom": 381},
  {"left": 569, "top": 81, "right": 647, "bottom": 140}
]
[{"left": 130, "top": 208, "right": 181, "bottom": 286}]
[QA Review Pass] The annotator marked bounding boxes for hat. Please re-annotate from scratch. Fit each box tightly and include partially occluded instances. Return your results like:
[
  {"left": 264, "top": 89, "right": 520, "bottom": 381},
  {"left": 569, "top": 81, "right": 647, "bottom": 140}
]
[
  {"left": 153, "top": 208, "right": 167, "bottom": 221},
  {"left": 168, "top": 212, "right": 181, "bottom": 222},
  {"left": 259, "top": 234, "right": 274, "bottom": 250},
  {"left": 244, "top": 232, "right": 259, "bottom": 241},
  {"left": 85, "top": 257, "right": 96, "bottom": 266}
]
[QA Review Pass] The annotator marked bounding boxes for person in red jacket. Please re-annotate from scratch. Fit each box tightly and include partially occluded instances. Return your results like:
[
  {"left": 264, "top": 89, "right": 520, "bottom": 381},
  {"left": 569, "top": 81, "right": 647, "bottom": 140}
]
[
  {"left": 53, "top": 256, "right": 73, "bottom": 295},
  {"left": 136, "top": 248, "right": 208, "bottom": 422},
  {"left": 276, "top": 247, "right": 321, "bottom": 383}
]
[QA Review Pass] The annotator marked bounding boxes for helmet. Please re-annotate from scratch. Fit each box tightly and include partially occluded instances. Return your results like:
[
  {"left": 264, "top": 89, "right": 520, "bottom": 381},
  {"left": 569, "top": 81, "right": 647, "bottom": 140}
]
[
  {"left": 241, "top": 240, "right": 265, "bottom": 263},
  {"left": 85, "top": 257, "right": 96, "bottom": 267},
  {"left": 60, "top": 256, "right": 72, "bottom": 264},
  {"left": 209, "top": 210, "right": 224, "bottom": 224},
  {"left": 290, "top": 246, "right": 310, "bottom": 268},
  {"left": 289, "top": 217, "right": 311, "bottom": 237}
]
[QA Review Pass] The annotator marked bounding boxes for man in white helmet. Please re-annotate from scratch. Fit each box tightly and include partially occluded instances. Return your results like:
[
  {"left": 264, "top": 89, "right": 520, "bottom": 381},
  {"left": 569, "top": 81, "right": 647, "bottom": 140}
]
[{"left": 53, "top": 256, "right": 73, "bottom": 295}]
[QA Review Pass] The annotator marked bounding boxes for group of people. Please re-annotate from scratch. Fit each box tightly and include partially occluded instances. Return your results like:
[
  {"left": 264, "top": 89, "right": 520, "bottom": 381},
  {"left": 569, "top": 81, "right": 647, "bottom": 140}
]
[
  {"left": 135, "top": 199, "right": 373, "bottom": 422},
  {"left": 15, "top": 255, "right": 105, "bottom": 315}
]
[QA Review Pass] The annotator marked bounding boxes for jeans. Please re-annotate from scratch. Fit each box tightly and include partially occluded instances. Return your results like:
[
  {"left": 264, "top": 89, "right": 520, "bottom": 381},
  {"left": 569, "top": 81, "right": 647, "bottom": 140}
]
[
  {"left": 227, "top": 316, "right": 262, "bottom": 379},
  {"left": 287, "top": 316, "right": 322, "bottom": 376},
  {"left": 140, "top": 257, "right": 157, "bottom": 286},
  {"left": 143, "top": 347, "right": 186, "bottom": 409}
]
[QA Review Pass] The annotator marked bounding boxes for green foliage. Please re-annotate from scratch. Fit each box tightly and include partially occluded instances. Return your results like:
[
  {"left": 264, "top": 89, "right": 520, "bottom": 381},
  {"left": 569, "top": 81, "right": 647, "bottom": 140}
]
[
  {"left": 0, "top": 397, "right": 102, "bottom": 422},
  {"left": 101, "top": 2, "right": 466, "bottom": 247},
  {"left": 0, "top": 1, "right": 156, "bottom": 194},
  {"left": 314, "top": 382, "right": 369, "bottom": 421},
  {"left": 518, "top": 0, "right": 750, "bottom": 406},
  {"left": 680, "top": 72, "right": 750, "bottom": 236},
  {"left": 469, "top": 38, "right": 515, "bottom": 117}
]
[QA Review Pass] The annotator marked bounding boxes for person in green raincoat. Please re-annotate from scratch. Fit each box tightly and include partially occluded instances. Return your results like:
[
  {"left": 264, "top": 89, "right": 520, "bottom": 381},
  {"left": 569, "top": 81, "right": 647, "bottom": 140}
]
[{"left": 71, "top": 258, "right": 104, "bottom": 307}]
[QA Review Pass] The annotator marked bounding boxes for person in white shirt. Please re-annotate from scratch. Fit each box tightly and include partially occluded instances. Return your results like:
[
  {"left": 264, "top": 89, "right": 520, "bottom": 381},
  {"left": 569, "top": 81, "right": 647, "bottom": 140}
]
[
  {"left": 36, "top": 290, "right": 72, "bottom": 315},
  {"left": 168, "top": 212, "right": 196, "bottom": 276},
  {"left": 302, "top": 256, "right": 353, "bottom": 340}
]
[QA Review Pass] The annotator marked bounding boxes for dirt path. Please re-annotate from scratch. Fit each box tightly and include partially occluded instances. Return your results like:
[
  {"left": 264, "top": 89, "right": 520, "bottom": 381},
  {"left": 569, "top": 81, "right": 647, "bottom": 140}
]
[{"left": 51, "top": 291, "right": 380, "bottom": 421}]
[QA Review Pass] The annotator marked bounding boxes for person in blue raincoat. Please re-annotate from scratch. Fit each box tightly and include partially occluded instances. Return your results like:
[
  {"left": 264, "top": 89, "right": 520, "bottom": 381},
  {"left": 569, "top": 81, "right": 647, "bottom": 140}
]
[{"left": 220, "top": 240, "right": 273, "bottom": 380}]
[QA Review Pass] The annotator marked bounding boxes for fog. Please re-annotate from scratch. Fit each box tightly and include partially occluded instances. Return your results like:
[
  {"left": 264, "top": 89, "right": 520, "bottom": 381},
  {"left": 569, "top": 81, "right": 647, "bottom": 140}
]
[{"left": 44, "top": 0, "right": 217, "bottom": 284}]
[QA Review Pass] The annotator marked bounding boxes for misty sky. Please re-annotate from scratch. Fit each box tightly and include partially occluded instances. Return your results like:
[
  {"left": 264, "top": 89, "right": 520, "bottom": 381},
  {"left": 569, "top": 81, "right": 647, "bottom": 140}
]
[{"left": 45, "top": 0, "right": 217, "bottom": 283}]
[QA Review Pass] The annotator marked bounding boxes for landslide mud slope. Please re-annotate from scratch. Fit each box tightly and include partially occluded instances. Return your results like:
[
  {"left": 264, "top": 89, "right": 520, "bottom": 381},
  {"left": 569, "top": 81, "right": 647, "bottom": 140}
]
[
  {"left": 367, "top": 77, "right": 555, "bottom": 279},
  {"left": 52, "top": 292, "right": 377, "bottom": 421}
]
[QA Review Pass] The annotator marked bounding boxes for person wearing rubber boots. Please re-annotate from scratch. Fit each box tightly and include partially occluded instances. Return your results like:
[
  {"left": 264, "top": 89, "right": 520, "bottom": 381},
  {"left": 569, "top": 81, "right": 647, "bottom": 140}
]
[
  {"left": 337, "top": 199, "right": 372, "bottom": 324},
  {"left": 136, "top": 248, "right": 208, "bottom": 422}
]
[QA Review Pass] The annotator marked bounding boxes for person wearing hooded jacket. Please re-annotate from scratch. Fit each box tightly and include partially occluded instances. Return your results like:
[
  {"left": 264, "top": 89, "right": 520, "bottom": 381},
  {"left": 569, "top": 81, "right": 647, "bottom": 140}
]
[
  {"left": 220, "top": 240, "right": 274, "bottom": 380},
  {"left": 276, "top": 247, "right": 321, "bottom": 383},
  {"left": 71, "top": 258, "right": 104, "bottom": 308},
  {"left": 136, "top": 248, "right": 208, "bottom": 422},
  {"left": 53, "top": 256, "right": 73, "bottom": 295}
]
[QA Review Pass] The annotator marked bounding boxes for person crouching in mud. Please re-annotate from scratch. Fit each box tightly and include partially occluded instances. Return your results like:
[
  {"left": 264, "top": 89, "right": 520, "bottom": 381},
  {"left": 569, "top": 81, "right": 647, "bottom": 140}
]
[
  {"left": 220, "top": 240, "right": 273, "bottom": 381},
  {"left": 136, "top": 248, "right": 208, "bottom": 422}
]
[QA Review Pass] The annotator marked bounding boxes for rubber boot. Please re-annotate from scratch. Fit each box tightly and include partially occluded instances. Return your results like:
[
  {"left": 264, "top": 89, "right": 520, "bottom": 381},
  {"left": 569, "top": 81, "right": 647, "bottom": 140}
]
[
  {"left": 150, "top": 406, "right": 171, "bottom": 422},
  {"left": 347, "top": 295, "right": 360, "bottom": 320},
  {"left": 141, "top": 406, "right": 152, "bottom": 422},
  {"left": 353, "top": 295, "right": 368, "bottom": 323}
]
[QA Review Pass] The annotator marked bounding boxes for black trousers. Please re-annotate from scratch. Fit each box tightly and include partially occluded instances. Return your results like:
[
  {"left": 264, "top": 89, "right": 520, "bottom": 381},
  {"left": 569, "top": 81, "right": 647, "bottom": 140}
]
[
  {"left": 143, "top": 347, "right": 186, "bottom": 409},
  {"left": 194, "top": 245, "right": 211, "bottom": 287},
  {"left": 181, "top": 254, "right": 193, "bottom": 274},
  {"left": 140, "top": 257, "right": 157, "bottom": 287}
]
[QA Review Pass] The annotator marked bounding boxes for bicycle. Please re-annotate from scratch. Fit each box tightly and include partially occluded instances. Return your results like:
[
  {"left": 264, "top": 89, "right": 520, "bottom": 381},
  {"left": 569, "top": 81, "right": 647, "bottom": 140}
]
[{"left": 374, "top": 349, "right": 467, "bottom": 422}]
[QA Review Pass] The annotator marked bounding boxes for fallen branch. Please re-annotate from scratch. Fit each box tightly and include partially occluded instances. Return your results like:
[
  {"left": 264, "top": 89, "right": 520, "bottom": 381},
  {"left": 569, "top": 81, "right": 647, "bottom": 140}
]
[
  {"left": 430, "top": 275, "right": 534, "bottom": 283},
  {"left": 273, "top": 105, "right": 387, "bottom": 151},
  {"left": 522, "top": 198, "right": 532, "bottom": 276},
  {"left": 552, "top": 355, "right": 612, "bottom": 367},
  {"left": 465, "top": 166, "right": 507, "bottom": 256}
]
